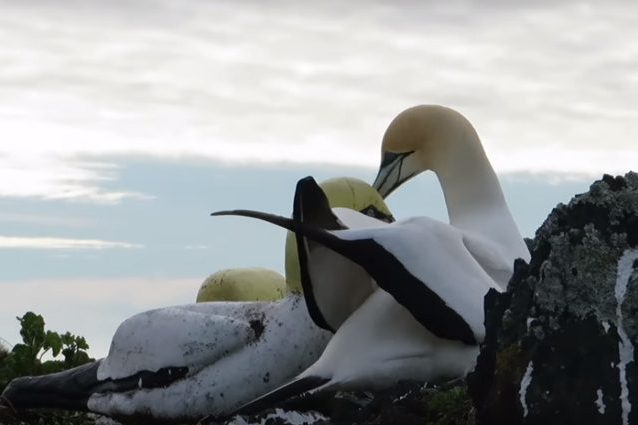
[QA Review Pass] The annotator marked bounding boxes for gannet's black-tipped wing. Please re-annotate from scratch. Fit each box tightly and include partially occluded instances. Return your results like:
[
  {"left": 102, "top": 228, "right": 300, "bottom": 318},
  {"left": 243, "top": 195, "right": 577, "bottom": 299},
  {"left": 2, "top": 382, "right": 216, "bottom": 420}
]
[
  {"left": 211, "top": 209, "right": 479, "bottom": 345},
  {"left": 1, "top": 360, "right": 188, "bottom": 411},
  {"left": 231, "top": 375, "right": 331, "bottom": 416},
  {"left": 293, "top": 176, "right": 342, "bottom": 332},
  {"left": 293, "top": 177, "right": 378, "bottom": 332}
]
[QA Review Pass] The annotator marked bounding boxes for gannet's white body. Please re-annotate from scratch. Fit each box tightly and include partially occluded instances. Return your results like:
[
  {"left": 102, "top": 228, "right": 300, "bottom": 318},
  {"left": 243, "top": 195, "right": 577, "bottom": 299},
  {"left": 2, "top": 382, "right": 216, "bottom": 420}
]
[
  {"left": 218, "top": 106, "right": 531, "bottom": 411},
  {"left": 2, "top": 178, "right": 394, "bottom": 421}
]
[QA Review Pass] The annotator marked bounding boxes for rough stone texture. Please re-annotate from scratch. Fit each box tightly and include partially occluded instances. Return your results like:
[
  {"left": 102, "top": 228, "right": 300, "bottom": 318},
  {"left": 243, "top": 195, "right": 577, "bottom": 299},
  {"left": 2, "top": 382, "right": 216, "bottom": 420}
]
[
  {"left": 211, "top": 381, "right": 474, "bottom": 425},
  {"left": 468, "top": 172, "right": 638, "bottom": 425}
]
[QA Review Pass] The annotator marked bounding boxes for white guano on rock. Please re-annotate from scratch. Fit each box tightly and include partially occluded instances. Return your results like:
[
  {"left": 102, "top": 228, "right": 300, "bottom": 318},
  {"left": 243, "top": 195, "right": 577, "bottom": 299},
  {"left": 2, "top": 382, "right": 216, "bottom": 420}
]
[
  {"left": 596, "top": 388, "right": 606, "bottom": 415},
  {"left": 615, "top": 249, "right": 638, "bottom": 425},
  {"left": 519, "top": 361, "right": 534, "bottom": 417}
]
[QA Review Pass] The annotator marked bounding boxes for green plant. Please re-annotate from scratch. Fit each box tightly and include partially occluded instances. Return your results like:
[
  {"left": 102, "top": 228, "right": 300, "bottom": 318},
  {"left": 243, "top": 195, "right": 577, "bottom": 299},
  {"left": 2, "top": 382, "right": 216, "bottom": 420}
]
[
  {"left": 0, "top": 312, "right": 93, "bottom": 392},
  {"left": 424, "top": 385, "right": 475, "bottom": 425}
]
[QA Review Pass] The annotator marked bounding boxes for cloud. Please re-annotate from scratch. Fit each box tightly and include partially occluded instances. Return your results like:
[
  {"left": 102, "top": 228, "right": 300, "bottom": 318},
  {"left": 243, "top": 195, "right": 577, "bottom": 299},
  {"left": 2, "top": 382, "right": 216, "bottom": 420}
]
[
  {"left": 0, "top": 236, "right": 143, "bottom": 250},
  {"left": 0, "top": 0, "right": 636, "bottom": 202}
]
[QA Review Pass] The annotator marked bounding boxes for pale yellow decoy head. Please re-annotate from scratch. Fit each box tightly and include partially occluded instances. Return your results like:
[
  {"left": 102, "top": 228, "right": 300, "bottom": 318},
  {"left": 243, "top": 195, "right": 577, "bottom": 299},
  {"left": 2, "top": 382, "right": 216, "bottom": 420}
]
[{"left": 196, "top": 268, "right": 286, "bottom": 302}]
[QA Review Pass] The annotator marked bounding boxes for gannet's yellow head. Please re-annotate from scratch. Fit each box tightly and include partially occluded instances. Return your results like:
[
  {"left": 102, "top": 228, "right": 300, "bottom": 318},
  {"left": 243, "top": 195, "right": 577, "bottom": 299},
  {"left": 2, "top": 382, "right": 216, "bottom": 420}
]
[
  {"left": 284, "top": 177, "right": 394, "bottom": 293},
  {"left": 196, "top": 268, "right": 286, "bottom": 302},
  {"left": 373, "top": 105, "right": 482, "bottom": 198}
]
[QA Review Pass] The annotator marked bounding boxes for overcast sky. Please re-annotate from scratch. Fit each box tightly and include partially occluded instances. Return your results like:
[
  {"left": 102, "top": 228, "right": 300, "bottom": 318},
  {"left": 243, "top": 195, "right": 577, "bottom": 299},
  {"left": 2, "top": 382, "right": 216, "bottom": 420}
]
[
  {"left": 0, "top": 0, "right": 635, "bottom": 356},
  {"left": 1, "top": 0, "right": 636, "bottom": 202}
]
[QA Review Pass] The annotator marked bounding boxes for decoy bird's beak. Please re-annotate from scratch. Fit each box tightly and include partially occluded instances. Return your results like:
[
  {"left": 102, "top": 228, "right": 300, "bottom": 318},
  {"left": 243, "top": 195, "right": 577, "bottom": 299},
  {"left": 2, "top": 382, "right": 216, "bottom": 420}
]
[{"left": 372, "top": 151, "right": 416, "bottom": 198}]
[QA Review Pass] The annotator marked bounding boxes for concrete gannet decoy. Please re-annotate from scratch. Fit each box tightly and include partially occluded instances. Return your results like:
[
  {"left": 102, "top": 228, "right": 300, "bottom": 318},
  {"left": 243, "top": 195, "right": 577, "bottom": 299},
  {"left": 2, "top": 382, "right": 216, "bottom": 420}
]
[
  {"left": 1, "top": 178, "right": 394, "bottom": 421},
  {"left": 196, "top": 268, "right": 286, "bottom": 302},
  {"left": 213, "top": 107, "right": 530, "bottom": 410}
]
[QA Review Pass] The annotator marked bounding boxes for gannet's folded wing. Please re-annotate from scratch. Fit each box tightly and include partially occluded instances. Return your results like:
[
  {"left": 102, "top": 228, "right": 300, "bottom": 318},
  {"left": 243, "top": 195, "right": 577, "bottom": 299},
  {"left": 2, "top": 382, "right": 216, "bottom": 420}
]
[{"left": 335, "top": 219, "right": 497, "bottom": 344}]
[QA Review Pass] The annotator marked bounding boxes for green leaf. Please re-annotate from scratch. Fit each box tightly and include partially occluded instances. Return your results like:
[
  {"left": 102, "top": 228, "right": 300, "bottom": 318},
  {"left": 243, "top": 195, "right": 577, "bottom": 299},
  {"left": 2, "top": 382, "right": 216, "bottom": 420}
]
[
  {"left": 1, "top": 311, "right": 95, "bottom": 393},
  {"left": 60, "top": 331, "right": 74, "bottom": 346},
  {"left": 44, "top": 331, "right": 63, "bottom": 357},
  {"left": 75, "top": 336, "right": 89, "bottom": 351},
  {"left": 17, "top": 312, "right": 45, "bottom": 352},
  {"left": 10, "top": 343, "right": 38, "bottom": 375}
]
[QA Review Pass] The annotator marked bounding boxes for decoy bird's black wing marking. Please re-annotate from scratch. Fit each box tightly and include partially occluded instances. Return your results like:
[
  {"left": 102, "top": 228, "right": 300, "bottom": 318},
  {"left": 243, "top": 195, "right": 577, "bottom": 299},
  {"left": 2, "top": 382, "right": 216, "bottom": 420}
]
[
  {"left": 1, "top": 360, "right": 189, "bottom": 411},
  {"left": 333, "top": 237, "right": 477, "bottom": 345},
  {"left": 2, "top": 361, "right": 101, "bottom": 411}
]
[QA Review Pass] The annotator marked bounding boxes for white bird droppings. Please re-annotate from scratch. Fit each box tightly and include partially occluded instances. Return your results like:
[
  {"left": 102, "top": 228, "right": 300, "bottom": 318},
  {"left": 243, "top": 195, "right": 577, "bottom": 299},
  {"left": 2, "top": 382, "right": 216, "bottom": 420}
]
[
  {"left": 615, "top": 249, "right": 638, "bottom": 425},
  {"left": 519, "top": 361, "right": 534, "bottom": 417},
  {"left": 227, "top": 408, "right": 327, "bottom": 425},
  {"left": 596, "top": 388, "right": 606, "bottom": 415}
]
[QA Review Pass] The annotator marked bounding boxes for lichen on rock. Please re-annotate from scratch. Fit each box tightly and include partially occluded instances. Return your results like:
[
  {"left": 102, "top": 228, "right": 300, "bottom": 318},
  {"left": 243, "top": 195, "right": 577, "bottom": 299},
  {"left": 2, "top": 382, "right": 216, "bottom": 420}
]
[{"left": 468, "top": 172, "right": 638, "bottom": 425}]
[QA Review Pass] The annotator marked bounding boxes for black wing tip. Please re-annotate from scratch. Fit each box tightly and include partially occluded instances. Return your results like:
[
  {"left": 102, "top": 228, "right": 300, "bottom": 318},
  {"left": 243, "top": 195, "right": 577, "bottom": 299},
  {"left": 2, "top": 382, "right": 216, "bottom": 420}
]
[
  {"left": 1, "top": 361, "right": 100, "bottom": 411},
  {"left": 210, "top": 209, "right": 254, "bottom": 217},
  {"left": 232, "top": 375, "right": 331, "bottom": 417},
  {"left": 297, "top": 176, "right": 319, "bottom": 188},
  {"left": 211, "top": 210, "right": 233, "bottom": 216}
]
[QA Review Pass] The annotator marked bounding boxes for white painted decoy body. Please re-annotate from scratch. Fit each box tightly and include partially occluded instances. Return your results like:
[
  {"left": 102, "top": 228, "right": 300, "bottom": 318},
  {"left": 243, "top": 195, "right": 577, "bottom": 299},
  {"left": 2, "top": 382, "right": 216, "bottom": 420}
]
[
  {"left": 216, "top": 106, "right": 530, "bottom": 412},
  {"left": 2, "top": 178, "right": 394, "bottom": 420}
]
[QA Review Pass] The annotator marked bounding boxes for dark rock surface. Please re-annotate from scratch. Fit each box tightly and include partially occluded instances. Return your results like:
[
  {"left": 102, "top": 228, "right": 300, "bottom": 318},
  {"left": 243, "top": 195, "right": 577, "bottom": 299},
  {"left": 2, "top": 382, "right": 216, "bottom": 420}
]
[
  {"left": 468, "top": 172, "right": 638, "bottom": 425},
  {"left": 212, "top": 381, "right": 474, "bottom": 425}
]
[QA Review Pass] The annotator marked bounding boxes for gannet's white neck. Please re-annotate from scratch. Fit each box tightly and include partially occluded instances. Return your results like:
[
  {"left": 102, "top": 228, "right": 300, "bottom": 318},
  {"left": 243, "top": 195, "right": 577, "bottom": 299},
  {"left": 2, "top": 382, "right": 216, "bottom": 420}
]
[
  {"left": 432, "top": 132, "right": 506, "bottom": 229},
  {"left": 430, "top": 129, "right": 527, "bottom": 260}
]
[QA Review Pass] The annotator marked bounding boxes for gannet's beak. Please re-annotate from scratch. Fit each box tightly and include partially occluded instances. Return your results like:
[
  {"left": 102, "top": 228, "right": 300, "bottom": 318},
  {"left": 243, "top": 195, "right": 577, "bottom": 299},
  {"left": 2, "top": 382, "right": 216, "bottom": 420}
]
[{"left": 372, "top": 151, "right": 416, "bottom": 198}]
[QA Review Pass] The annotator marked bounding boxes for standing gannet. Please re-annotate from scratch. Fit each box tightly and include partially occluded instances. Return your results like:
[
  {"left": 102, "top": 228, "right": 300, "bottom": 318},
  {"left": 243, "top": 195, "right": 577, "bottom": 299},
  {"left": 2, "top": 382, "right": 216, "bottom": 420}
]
[
  {"left": 1, "top": 178, "right": 394, "bottom": 421},
  {"left": 214, "top": 106, "right": 530, "bottom": 411}
]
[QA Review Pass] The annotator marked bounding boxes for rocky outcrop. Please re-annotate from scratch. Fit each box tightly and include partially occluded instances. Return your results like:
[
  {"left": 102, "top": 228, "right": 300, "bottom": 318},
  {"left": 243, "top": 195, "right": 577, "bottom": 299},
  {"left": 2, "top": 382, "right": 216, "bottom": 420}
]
[{"left": 468, "top": 172, "right": 638, "bottom": 425}]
